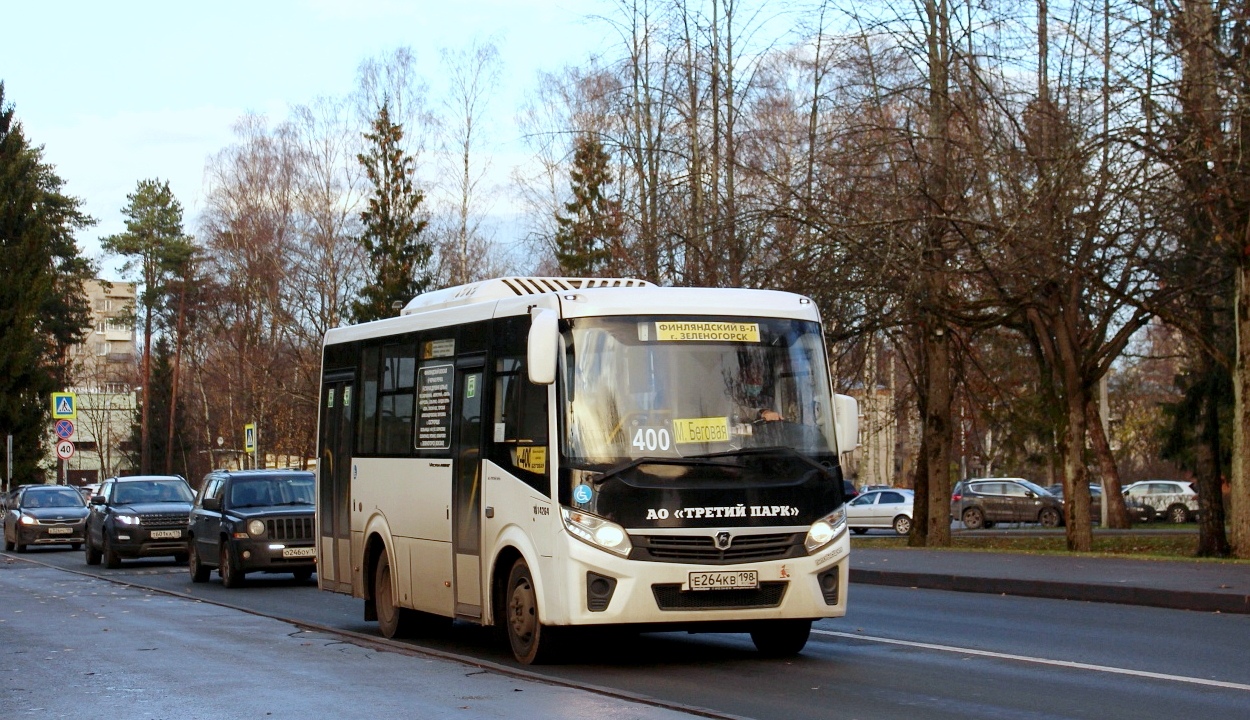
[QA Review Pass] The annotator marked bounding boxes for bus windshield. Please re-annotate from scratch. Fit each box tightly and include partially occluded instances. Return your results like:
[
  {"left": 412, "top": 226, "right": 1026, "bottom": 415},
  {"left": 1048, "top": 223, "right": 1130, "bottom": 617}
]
[{"left": 560, "top": 316, "right": 837, "bottom": 467}]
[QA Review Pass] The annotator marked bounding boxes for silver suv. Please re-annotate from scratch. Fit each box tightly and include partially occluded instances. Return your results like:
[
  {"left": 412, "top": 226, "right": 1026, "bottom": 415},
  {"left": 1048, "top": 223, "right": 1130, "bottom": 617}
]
[{"left": 1122, "top": 480, "right": 1199, "bottom": 523}]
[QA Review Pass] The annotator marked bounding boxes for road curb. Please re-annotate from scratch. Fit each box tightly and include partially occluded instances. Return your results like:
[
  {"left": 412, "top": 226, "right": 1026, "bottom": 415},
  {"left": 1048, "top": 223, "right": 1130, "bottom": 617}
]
[{"left": 850, "top": 568, "right": 1250, "bottom": 614}]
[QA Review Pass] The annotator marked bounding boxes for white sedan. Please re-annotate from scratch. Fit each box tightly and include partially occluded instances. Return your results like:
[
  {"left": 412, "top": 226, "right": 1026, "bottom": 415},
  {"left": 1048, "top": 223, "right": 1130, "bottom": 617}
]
[{"left": 846, "top": 488, "right": 914, "bottom": 535}]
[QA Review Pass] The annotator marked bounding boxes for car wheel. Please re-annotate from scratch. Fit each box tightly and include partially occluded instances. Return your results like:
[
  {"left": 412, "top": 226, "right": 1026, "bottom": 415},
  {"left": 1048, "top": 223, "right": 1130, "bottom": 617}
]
[
  {"left": 962, "top": 507, "right": 985, "bottom": 530},
  {"left": 1038, "top": 508, "right": 1061, "bottom": 528},
  {"left": 893, "top": 515, "right": 912, "bottom": 535},
  {"left": 220, "top": 544, "right": 244, "bottom": 588},
  {"left": 374, "top": 550, "right": 413, "bottom": 638},
  {"left": 505, "top": 557, "right": 563, "bottom": 664},
  {"left": 1166, "top": 504, "right": 1189, "bottom": 524},
  {"left": 84, "top": 537, "right": 101, "bottom": 565},
  {"left": 851, "top": 527, "right": 868, "bottom": 535},
  {"left": 14, "top": 540, "right": 26, "bottom": 553},
  {"left": 3, "top": 536, "right": 13, "bottom": 552},
  {"left": 189, "top": 543, "right": 210, "bottom": 583},
  {"left": 103, "top": 534, "right": 121, "bottom": 569},
  {"left": 751, "top": 619, "right": 812, "bottom": 657}
]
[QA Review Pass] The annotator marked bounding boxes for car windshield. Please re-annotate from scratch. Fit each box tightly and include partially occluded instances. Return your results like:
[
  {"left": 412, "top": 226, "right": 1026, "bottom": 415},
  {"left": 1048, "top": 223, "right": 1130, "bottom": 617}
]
[
  {"left": 229, "top": 475, "right": 314, "bottom": 508},
  {"left": 22, "top": 488, "right": 85, "bottom": 508},
  {"left": 559, "top": 316, "right": 837, "bottom": 467},
  {"left": 1017, "top": 479, "right": 1052, "bottom": 496},
  {"left": 114, "top": 480, "right": 193, "bottom": 504}
]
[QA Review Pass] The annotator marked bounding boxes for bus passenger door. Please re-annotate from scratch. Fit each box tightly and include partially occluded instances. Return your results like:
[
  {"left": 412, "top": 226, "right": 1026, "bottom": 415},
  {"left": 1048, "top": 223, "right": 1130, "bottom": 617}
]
[
  {"left": 452, "top": 358, "right": 485, "bottom": 618},
  {"left": 318, "top": 373, "right": 354, "bottom": 594}
]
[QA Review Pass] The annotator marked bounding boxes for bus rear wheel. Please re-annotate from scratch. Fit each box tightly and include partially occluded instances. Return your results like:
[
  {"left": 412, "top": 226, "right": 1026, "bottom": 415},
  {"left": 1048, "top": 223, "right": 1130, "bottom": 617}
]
[
  {"left": 505, "top": 558, "right": 562, "bottom": 664},
  {"left": 751, "top": 619, "right": 812, "bottom": 657},
  {"left": 374, "top": 551, "right": 413, "bottom": 638}
]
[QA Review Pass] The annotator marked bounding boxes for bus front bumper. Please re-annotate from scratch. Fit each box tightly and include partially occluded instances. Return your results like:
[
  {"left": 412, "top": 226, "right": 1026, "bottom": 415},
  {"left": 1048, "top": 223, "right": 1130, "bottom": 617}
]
[{"left": 552, "top": 531, "right": 850, "bottom": 627}]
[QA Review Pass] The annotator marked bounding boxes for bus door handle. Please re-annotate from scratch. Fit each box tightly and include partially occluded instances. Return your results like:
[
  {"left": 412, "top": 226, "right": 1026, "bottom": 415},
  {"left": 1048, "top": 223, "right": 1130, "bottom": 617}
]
[{"left": 485, "top": 507, "right": 495, "bottom": 518}]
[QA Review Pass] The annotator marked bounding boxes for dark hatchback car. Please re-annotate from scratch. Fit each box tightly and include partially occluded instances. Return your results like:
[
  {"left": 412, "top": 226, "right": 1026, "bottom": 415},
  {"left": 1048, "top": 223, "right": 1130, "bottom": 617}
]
[
  {"left": 188, "top": 469, "right": 316, "bottom": 587},
  {"left": 85, "top": 475, "right": 195, "bottom": 568},
  {"left": 951, "top": 477, "right": 1064, "bottom": 529},
  {"left": 3, "top": 485, "right": 89, "bottom": 552}
]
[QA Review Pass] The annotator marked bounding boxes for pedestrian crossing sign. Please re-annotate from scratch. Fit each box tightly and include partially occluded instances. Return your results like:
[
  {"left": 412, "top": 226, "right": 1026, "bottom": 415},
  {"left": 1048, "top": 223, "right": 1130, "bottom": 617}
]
[
  {"left": 244, "top": 423, "right": 256, "bottom": 453},
  {"left": 52, "top": 392, "right": 77, "bottom": 419}
]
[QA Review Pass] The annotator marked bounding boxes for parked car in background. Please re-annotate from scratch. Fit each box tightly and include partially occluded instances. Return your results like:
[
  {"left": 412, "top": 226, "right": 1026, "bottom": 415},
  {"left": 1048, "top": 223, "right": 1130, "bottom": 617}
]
[
  {"left": 847, "top": 488, "right": 914, "bottom": 535},
  {"left": 1047, "top": 483, "right": 1154, "bottom": 524},
  {"left": 77, "top": 483, "right": 100, "bottom": 503},
  {"left": 84, "top": 475, "right": 195, "bottom": 568},
  {"left": 187, "top": 469, "right": 316, "bottom": 587},
  {"left": 951, "top": 478, "right": 1064, "bottom": 529},
  {"left": 1122, "top": 480, "right": 1199, "bottom": 523},
  {"left": 3, "top": 485, "right": 89, "bottom": 552}
]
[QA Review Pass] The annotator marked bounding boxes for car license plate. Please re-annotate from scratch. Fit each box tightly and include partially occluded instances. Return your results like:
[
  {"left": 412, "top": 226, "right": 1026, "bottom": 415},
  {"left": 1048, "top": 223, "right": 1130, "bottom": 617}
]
[
  {"left": 47, "top": 526, "right": 74, "bottom": 535},
  {"left": 688, "top": 570, "right": 758, "bottom": 591},
  {"left": 150, "top": 529, "right": 182, "bottom": 539},
  {"left": 282, "top": 547, "right": 315, "bottom": 558}
]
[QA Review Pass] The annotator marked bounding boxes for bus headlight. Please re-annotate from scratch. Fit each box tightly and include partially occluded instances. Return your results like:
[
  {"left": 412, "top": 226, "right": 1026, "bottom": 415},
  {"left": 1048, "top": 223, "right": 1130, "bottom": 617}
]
[
  {"left": 561, "top": 508, "right": 632, "bottom": 558},
  {"left": 805, "top": 506, "right": 847, "bottom": 554}
]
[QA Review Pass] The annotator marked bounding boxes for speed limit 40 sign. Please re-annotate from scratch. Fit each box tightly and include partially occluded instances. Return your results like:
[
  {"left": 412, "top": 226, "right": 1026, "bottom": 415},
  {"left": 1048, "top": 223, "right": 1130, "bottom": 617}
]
[{"left": 56, "top": 439, "right": 75, "bottom": 460}]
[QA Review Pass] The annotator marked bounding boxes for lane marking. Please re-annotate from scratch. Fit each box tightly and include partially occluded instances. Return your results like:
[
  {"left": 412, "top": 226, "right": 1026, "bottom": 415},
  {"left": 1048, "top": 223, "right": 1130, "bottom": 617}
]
[{"left": 813, "top": 629, "right": 1250, "bottom": 692}]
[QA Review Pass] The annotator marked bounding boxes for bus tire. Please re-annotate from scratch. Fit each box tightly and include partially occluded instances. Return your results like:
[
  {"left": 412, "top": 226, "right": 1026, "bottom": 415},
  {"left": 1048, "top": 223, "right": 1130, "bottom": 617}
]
[
  {"left": 374, "top": 551, "right": 413, "bottom": 638},
  {"left": 751, "top": 619, "right": 812, "bottom": 657},
  {"left": 505, "top": 557, "right": 562, "bottom": 664}
]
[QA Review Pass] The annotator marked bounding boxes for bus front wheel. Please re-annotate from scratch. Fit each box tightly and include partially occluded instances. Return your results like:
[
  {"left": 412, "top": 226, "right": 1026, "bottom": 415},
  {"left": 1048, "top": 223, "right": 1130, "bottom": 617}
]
[
  {"left": 751, "top": 619, "right": 812, "bottom": 657},
  {"left": 505, "top": 558, "right": 562, "bottom": 664}
]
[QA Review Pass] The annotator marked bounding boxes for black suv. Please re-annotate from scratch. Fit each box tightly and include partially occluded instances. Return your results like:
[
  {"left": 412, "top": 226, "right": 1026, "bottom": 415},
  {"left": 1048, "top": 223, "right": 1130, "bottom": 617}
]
[
  {"left": 188, "top": 469, "right": 316, "bottom": 587},
  {"left": 950, "top": 478, "right": 1064, "bottom": 529},
  {"left": 85, "top": 475, "right": 195, "bottom": 568}
]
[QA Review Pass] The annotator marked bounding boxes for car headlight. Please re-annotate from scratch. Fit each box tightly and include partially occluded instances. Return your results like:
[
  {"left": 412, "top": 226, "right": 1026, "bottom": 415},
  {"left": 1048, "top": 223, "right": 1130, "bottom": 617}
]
[
  {"left": 248, "top": 520, "right": 266, "bottom": 537},
  {"left": 114, "top": 513, "right": 141, "bottom": 526},
  {"left": 19, "top": 514, "right": 38, "bottom": 525},
  {"left": 561, "top": 507, "right": 632, "bottom": 557},
  {"left": 805, "top": 506, "right": 847, "bottom": 554}
]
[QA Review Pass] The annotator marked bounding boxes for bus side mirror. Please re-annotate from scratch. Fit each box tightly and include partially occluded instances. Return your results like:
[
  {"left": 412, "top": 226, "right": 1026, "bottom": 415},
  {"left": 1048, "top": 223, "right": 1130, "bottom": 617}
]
[
  {"left": 528, "top": 308, "right": 558, "bottom": 385},
  {"left": 834, "top": 394, "right": 859, "bottom": 454}
]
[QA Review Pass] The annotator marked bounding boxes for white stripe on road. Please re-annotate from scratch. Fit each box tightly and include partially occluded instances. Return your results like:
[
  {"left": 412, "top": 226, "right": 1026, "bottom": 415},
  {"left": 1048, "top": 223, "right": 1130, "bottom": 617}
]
[{"left": 813, "top": 629, "right": 1250, "bottom": 692}]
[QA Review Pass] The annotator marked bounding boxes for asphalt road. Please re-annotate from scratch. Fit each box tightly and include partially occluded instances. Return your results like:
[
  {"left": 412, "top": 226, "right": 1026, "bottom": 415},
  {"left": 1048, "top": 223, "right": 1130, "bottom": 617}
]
[{"left": 6, "top": 547, "right": 1250, "bottom": 720}]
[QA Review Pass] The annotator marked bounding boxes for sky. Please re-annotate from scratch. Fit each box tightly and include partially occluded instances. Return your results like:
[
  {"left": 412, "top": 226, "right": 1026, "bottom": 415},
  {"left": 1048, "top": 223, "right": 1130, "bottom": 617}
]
[{"left": 1, "top": 0, "right": 609, "bottom": 279}]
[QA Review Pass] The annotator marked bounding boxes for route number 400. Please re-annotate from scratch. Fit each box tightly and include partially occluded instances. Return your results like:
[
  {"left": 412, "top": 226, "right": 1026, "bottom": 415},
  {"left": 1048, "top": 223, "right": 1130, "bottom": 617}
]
[{"left": 632, "top": 427, "right": 672, "bottom": 452}]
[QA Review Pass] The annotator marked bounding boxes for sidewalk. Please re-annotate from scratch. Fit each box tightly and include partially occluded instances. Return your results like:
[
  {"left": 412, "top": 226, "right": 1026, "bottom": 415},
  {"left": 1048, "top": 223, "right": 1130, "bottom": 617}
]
[{"left": 850, "top": 547, "right": 1250, "bottom": 613}]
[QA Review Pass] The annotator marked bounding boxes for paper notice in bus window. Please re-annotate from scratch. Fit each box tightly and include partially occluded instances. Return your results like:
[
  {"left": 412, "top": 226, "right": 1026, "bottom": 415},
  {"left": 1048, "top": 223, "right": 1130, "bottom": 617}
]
[
  {"left": 423, "top": 338, "right": 455, "bottom": 359},
  {"left": 513, "top": 445, "right": 546, "bottom": 474},
  {"left": 672, "top": 417, "right": 730, "bottom": 444},
  {"left": 654, "top": 322, "right": 760, "bottom": 342}
]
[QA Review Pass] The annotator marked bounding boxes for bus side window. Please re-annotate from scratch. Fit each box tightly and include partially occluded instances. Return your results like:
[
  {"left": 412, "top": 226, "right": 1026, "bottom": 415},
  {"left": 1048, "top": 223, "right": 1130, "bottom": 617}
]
[
  {"left": 358, "top": 346, "right": 380, "bottom": 454},
  {"left": 491, "top": 317, "right": 549, "bottom": 493}
]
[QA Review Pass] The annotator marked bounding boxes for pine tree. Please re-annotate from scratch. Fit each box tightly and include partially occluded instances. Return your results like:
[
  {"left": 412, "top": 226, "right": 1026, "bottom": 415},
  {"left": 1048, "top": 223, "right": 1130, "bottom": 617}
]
[
  {"left": 554, "top": 135, "right": 622, "bottom": 276},
  {"left": 0, "top": 83, "right": 95, "bottom": 484},
  {"left": 352, "top": 102, "right": 432, "bottom": 322},
  {"left": 101, "top": 179, "right": 194, "bottom": 475}
]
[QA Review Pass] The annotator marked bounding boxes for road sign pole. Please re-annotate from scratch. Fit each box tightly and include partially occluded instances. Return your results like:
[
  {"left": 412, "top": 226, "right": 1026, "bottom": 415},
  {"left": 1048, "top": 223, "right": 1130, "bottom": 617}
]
[{"left": 6, "top": 434, "right": 11, "bottom": 494}]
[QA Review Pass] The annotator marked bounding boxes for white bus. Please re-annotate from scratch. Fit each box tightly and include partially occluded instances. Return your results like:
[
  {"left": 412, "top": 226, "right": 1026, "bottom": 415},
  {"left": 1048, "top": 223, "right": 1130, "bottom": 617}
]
[{"left": 315, "top": 277, "right": 858, "bottom": 664}]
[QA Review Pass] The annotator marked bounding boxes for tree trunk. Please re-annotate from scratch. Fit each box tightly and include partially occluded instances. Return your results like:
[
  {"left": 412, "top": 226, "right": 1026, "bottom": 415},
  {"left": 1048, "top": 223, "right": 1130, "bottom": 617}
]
[
  {"left": 165, "top": 281, "right": 187, "bottom": 476},
  {"left": 922, "top": 324, "right": 953, "bottom": 545},
  {"left": 1194, "top": 343, "right": 1230, "bottom": 556},
  {"left": 140, "top": 305, "right": 152, "bottom": 475},
  {"left": 1086, "top": 397, "right": 1130, "bottom": 527},
  {"left": 1231, "top": 262, "right": 1250, "bottom": 557}
]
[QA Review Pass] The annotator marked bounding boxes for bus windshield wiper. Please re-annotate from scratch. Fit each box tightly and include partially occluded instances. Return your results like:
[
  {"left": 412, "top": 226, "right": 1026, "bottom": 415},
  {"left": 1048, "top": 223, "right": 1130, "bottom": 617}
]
[
  {"left": 693, "top": 446, "right": 831, "bottom": 473},
  {"left": 599, "top": 454, "right": 742, "bottom": 481}
]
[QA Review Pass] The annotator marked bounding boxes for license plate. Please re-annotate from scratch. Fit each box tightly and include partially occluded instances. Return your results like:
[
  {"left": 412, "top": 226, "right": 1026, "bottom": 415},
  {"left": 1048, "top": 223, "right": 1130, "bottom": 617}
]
[
  {"left": 282, "top": 547, "right": 315, "bottom": 558},
  {"left": 150, "top": 529, "right": 182, "bottom": 539},
  {"left": 688, "top": 570, "right": 758, "bottom": 591},
  {"left": 47, "top": 527, "right": 74, "bottom": 535}
]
